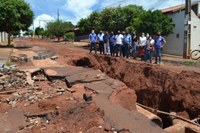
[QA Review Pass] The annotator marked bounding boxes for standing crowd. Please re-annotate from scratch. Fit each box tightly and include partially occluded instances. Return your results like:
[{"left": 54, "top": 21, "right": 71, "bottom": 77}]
[{"left": 89, "top": 29, "right": 166, "bottom": 64}]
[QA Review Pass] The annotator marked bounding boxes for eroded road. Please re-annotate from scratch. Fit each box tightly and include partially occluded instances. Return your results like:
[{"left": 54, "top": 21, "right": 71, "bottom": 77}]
[{"left": 0, "top": 38, "right": 199, "bottom": 133}]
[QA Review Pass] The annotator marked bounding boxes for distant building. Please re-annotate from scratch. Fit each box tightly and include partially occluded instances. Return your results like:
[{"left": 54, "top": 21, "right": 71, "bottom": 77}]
[
  {"left": 162, "top": 1, "right": 200, "bottom": 56},
  {"left": 0, "top": 32, "right": 8, "bottom": 43}
]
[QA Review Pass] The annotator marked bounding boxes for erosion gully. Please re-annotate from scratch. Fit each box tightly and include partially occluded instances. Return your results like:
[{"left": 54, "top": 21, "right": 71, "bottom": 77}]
[{"left": 69, "top": 53, "right": 200, "bottom": 128}]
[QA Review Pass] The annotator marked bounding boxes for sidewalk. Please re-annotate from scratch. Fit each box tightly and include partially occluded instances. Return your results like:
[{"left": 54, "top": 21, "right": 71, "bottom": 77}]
[
  {"left": 162, "top": 54, "right": 200, "bottom": 67},
  {"left": 0, "top": 39, "right": 15, "bottom": 65}
]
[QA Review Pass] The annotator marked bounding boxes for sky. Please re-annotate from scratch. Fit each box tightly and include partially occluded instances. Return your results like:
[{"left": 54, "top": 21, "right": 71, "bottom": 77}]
[{"left": 25, "top": 0, "right": 196, "bottom": 29}]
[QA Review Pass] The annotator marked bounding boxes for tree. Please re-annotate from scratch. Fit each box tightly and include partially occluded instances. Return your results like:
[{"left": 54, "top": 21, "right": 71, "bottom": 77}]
[
  {"left": 131, "top": 10, "right": 175, "bottom": 35},
  {"left": 0, "top": 0, "right": 33, "bottom": 45},
  {"left": 46, "top": 20, "right": 74, "bottom": 41},
  {"left": 35, "top": 27, "right": 44, "bottom": 37},
  {"left": 77, "top": 5, "right": 174, "bottom": 36},
  {"left": 77, "top": 18, "right": 90, "bottom": 35}
]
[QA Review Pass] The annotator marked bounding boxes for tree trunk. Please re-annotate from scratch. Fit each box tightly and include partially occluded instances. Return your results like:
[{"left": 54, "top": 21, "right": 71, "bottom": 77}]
[
  {"left": 8, "top": 33, "right": 11, "bottom": 46},
  {"left": 57, "top": 36, "right": 60, "bottom": 42}
]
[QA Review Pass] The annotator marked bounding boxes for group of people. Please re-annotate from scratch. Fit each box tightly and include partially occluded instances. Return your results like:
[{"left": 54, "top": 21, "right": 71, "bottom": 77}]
[{"left": 89, "top": 29, "right": 166, "bottom": 64}]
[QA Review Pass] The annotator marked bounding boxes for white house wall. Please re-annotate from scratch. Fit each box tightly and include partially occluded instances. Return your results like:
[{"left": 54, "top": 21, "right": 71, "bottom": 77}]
[
  {"left": 0, "top": 33, "right": 1, "bottom": 43},
  {"left": 163, "top": 11, "right": 185, "bottom": 56},
  {"left": 191, "top": 10, "right": 200, "bottom": 51}
]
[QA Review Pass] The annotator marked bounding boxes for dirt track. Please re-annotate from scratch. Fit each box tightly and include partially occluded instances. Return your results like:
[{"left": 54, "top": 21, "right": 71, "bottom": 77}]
[{"left": 0, "top": 38, "right": 199, "bottom": 133}]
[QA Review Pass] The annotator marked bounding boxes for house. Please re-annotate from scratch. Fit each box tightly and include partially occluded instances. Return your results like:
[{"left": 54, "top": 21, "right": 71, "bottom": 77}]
[
  {"left": 0, "top": 32, "right": 8, "bottom": 43},
  {"left": 162, "top": 1, "right": 200, "bottom": 56}
]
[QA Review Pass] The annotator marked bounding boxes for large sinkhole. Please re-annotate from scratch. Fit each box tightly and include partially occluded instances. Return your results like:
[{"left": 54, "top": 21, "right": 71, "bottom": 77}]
[{"left": 69, "top": 54, "right": 200, "bottom": 128}]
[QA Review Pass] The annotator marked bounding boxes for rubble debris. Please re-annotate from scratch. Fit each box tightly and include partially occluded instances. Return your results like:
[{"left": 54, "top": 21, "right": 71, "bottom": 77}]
[
  {"left": 83, "top": 94, "right": 92, "bottom": 101},
  {"left": 10, "top": 54, "right": 28, "bottom": 62},
  {"left": 0, "top": 68, "right": 28, "bottom": 90},
  {"left": 24, "top": 110, "right": 57, "bottom": 118},
  {"left": 50, "top": 56, "right": 58, "bottom": 60},
  {"left": 56, "top": 88, "right": 66, "bottom": 93},
  {"left": 0, "top": 64, "right": 4, "bottom": 68},
  {"left": 33, "top": 53, "right": 48, "bottom": 60},
  {"left": 0, "top": 90, "right": 16, "bottom": 95}
]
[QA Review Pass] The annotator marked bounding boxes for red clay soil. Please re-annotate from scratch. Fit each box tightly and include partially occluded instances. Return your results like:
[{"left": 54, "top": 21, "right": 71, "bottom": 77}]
[
  {"left": 109, "top": 87, "right": 137, "bottom": 111},
  {"left": 8, "top": 38, "right": 199, "bottom": 132},
  {"left": 16, "top": 38, "right": 200, "bottom": 119},
  {"left": 69, "top": 54, "right": 200, "bottom": 120}
]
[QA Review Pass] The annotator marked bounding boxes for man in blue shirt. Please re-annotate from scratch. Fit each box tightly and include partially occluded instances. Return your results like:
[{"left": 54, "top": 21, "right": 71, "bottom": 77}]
[
  {"left": 155, "top": 32, "right": 166, "bottom": 64},
  {"left": 109, "top": 31, "right": 115, "bottom": 56},
  {"left": 124, "top": 31, "right": 132, "bottom": 58},
  {"left": 98, "top": 31, "right": 104, "bottom": 54},
  {"left": 89, "top": 29, "right": 97, "bottom": 54}
]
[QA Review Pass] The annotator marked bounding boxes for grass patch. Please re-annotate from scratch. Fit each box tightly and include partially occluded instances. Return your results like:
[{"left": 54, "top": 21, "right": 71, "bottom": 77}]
[
  {"left": 181, "top": 61, "right": 198, "bottom": 66},
  {"left": 5, "top": 61, "right": 12, "bottom": 66}
]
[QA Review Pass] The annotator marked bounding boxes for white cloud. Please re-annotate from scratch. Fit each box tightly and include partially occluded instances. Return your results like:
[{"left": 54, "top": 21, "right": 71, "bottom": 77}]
[
  {"left": 30, "top": 14, "right": 54, "bottom": 30},
  {"left": 64, "top": 0, "right": 98, "bottom": 23}
]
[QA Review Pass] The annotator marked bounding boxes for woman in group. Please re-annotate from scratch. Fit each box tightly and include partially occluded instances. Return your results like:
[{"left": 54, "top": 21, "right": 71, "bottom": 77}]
[
  {"left": 138, "top": 32, "right": 147, "bottom": 61},
  {"left": 146, "top": 36, "right": 155, "bottom": 63},
  {"left": 132, "top": 32, "right": 138, "bottom": 59}
]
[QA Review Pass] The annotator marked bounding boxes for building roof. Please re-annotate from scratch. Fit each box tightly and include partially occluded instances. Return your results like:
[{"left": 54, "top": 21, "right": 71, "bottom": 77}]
[{"left": 162, "top": 1, "right": 199, "bottom": 13}]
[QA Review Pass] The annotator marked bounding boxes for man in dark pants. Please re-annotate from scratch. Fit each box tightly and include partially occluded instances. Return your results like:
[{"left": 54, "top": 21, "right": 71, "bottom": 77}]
[
  {"left": 89, "top": 30, "right": 97, "bottom": 54},
  {"left": 97, "top": 31, "right": 104, "bottom": 54},
  {"left": 109, "top": 31, "right": 115, "bottom": 56},
  {"left": 155, "top": 32, "right": 166, "bottom": 65},
  {"left": 124, "top": 31, "right": 132, "bottom": 58}
]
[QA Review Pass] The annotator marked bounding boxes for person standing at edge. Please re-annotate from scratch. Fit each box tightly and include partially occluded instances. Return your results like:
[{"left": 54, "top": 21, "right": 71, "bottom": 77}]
[
  {"left": 124, "top": 31, "right": 132, "bottom": 58},
  {"left": 155, "top": 32, "right": 166, "bottom": 65},
  {"left": 103, "top": 31, "right": 110, "bottom": 55},
  {"left": 89, "top": 29, "right": 97, "bottom": 54},
  {"left": 122, "top": 31, "right": 126, "bottom": 57},
  {"left": 139, "top": 32, "right": 147, "bottom": 61},
  {"left": 146, "top": 36, "right": 155, "bottom": 63},
  {"left": 132, "top": 32, "right": 138, "bottom": 59},
  {"left": 115, "top": 31, "right": 124, "bottom": 57},
  {"left": 109, "top": 31, "right": 115, "bottom": 56},
  {"left": 98, "top": 31, "right": 104, "bottom": 54}
]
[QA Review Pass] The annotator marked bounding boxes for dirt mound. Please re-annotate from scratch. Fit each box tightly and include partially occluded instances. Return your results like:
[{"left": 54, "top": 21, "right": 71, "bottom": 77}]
[
  {"left": 69, "top": 54, "right": 200, "bottom": 121},
  {"left": 109, "top": 87, "right": 137, "bottom": 111},
  {"left": 23, "top": 102, "right": 114, "bottom": 133}
]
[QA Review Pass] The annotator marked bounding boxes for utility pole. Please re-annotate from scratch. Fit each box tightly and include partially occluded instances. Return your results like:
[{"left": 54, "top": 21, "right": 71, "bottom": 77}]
[
  {"left": 183, "top": 0, "right": 191, "bottom": 59},
  {"left": 33, "top": 22, "right": 35, "bottom": 38},
  {"left": 57, "top": 9, "right": 60, "bottom": 21},
  {"left": 39, "top": 20, "right": 41, "bottom": 28}
]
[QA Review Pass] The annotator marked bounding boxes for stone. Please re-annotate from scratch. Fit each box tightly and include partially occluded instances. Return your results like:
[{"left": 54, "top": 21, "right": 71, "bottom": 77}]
[
  {"left": 0, "top": 85, "right": 3, "bottom": 90},
  {"left": 18, "top": 126, "right": 24, "bottom": 130},
  {"left": 28, "top": 96, "right": 36, "bottom": 101},
  {"left": 11, "top": 101, "right": 17, "bottom": 107},
  {"left": 57, "top": 88, "right": 66, "bottom": 93},
  {"left": 0, "top": 72, "right": 3, "bottom": 77},
  {"left": 3, "top": 83, "right": 12, "bottom": 88},
  {"left": 0, "top": 64, "right": 4, "bottom": 68},
  {"left": 83, "top": 94, "right": 92, "bottom": 101},
  {"left": 50, "top": 56, "right": 58, "bottom": 60},
  {"left": 0, "top": 80, "right": 4, "bottom": 85}
]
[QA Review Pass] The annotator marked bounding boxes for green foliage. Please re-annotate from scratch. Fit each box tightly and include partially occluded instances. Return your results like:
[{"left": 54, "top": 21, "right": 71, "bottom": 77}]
[
  {"left": 136, "top": 10, "right": 175, "bottom": 35},
  {"left": 46, "top": 20, "right": 74, "bottom": 41},
  {"left": 0, "top": 0, "right": 33, "bottom": 45},
  {"left": 65, "top": 32, "right": 75, "bottom": 41},
  {"left": 24, "top": 29, "right": 33, "bottom": 36},
  {"left": 77, "top": 5, "right": 174, "bottom": 36},
  {"left": 35, "top": 27, "right": 44, "bottom": 36},
  {"left": 77, "top": 18, "right": 90, "bottom": 35},
  {"left": 125, "top": 26, "right": 135, "bottom": 34}
]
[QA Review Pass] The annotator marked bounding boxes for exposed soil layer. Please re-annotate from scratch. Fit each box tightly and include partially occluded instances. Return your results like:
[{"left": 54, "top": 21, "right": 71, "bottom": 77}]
[{"left": 69, "top": 54, "right": 200, "bottom": 121}]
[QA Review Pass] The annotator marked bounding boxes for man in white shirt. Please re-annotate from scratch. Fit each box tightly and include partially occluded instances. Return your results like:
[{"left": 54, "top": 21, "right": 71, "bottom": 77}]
[
  {"left": 115, "top": 31, "right": 124, "bottom": 57},
  {"left": 97, "top": 31, "right": 104, "bottom": 54}
]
